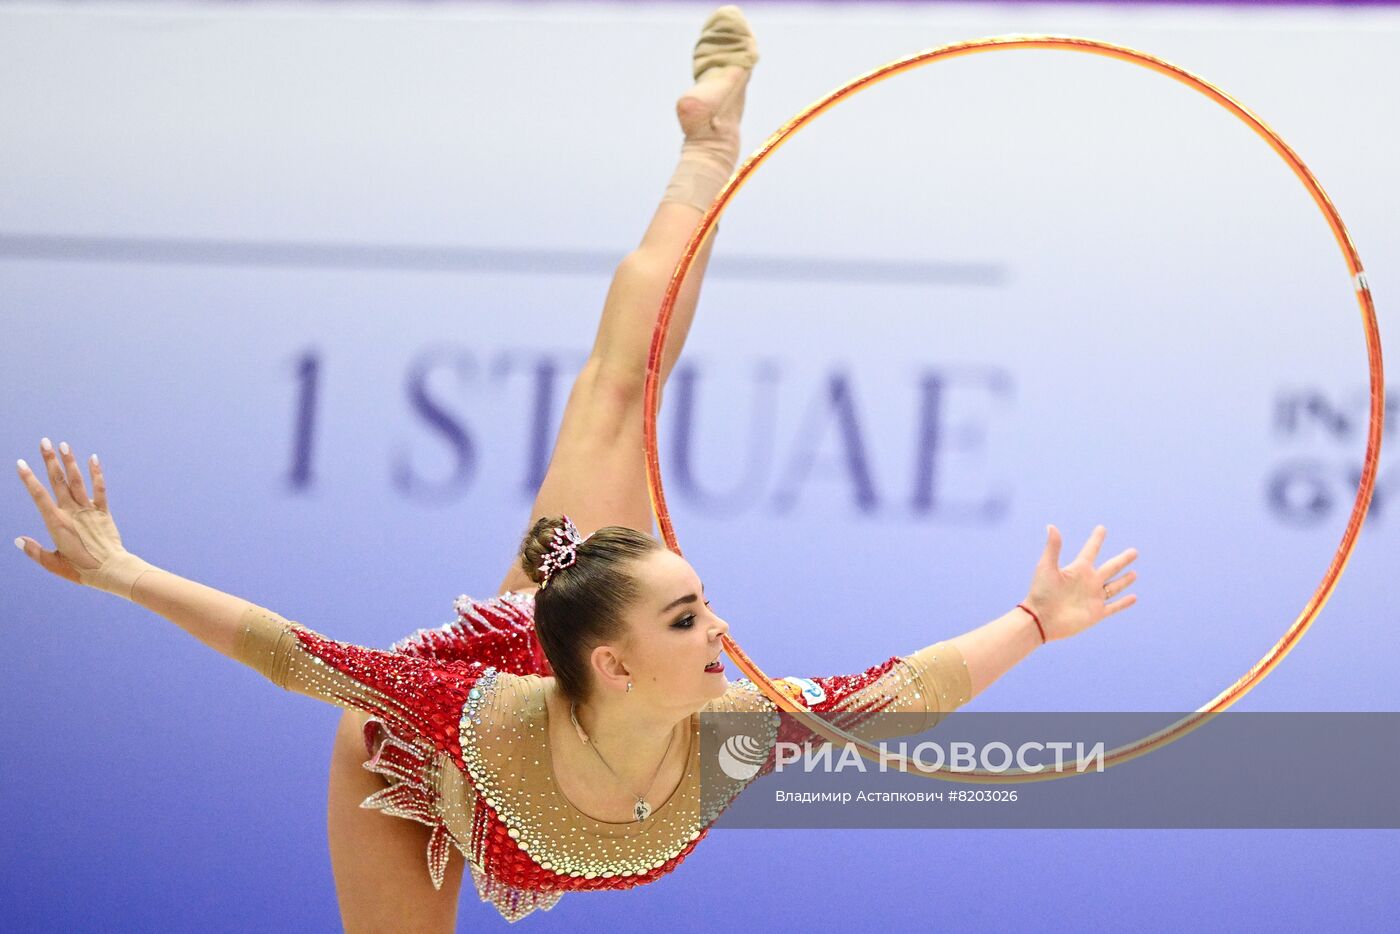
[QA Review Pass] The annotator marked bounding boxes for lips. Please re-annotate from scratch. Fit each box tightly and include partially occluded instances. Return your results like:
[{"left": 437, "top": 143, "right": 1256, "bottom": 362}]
[{"left": 704, "top": 657, "right": 724, "bottom": 674}]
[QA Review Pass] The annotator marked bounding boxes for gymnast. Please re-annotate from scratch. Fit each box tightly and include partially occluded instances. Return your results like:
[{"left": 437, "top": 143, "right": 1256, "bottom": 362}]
[{"left": 12, "top": 6, "right": 1138, "bottom": 929}]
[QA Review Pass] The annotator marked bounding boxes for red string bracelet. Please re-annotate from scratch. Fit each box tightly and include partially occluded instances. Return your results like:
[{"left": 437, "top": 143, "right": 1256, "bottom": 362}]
[{"left": 1017, "top": 603, "right": 1047, "bottom": 644}]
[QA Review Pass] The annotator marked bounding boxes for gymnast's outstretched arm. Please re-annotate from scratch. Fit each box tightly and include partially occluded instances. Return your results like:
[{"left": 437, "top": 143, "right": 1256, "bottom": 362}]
[
  {"left": 14, "top": 440, "right": 480, "bottom": 712},
  {"left": 711, "top": 525, "right": 1140, "bottom": 756},
  {"left": 946, "top": 524, "right": 1140, "bottom": 701},
  {"left": 14, "top": 439, "right": 259, "bottom": 657}
]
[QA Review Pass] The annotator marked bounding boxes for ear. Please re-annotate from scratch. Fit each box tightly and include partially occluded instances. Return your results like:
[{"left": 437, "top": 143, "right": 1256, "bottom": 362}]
[{"left": 589, "top": 643, "right": 632, "bottom": 693}]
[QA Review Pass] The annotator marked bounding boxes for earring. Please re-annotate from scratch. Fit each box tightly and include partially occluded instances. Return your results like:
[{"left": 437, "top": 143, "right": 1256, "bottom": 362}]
[{"left": 626, "top": 681, "right": 633, "bottom": 693}]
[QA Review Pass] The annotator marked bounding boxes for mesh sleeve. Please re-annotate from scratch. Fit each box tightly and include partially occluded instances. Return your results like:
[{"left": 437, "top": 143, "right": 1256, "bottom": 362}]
[
  {"left": 233, "top": 602, "right": 485, "bottom": 759},
  {"left": 714, "top": 641, "right": 972, "bottom": 745}
]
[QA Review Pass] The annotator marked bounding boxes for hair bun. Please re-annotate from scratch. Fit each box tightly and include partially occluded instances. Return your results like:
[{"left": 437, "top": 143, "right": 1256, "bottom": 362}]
[
  {"left": 519, "top": 516, "right": 556, "bottom": 586},
  {"left": 519, "top": 515, "right": 584, "bottom": 587}
]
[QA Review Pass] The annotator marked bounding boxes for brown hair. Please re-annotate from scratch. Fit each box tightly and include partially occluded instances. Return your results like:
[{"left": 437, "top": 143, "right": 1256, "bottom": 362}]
[{"left": 519, "top": 516, "right": 662, "bottom": 703}]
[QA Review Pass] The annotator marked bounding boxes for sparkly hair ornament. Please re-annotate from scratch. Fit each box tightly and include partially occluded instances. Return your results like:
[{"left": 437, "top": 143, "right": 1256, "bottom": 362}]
[{"left": 537, "top": 515, "right": 592, "bottom": 589}]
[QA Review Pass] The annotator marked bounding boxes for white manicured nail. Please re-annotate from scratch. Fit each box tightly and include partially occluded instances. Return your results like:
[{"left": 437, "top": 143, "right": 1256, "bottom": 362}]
[
  {"left": 40, "top": 437, "right": 52, "bottom": 452},
  {"left": 90, "top": 453, "right": 99, "bottom": 465},
  {"left": 17, "top": 459, "right": 29, "bottom": 472},
  {"left": 13, "top": 537, "right": 24, "bottom": 551},
  {"left": 59, "top": 441, "right": 70, "bottom": 456}
]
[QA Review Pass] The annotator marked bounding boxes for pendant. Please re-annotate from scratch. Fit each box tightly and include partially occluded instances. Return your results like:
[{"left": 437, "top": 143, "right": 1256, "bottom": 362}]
[{"left": 634, "top": 798, "right": 652, "bottom": 822}]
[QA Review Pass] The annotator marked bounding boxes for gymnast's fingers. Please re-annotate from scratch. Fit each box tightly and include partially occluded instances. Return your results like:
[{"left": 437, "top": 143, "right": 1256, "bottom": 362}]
[
  {"left": 1098, "top": 546, "right": 1138, "bottom": 580},
  {"left": 1104, "top": 570, "right": 1137, "bottom": 597},
  {"left": 58, "top": 441, "right": 93, "bottom": 506},
  {"left": 1102, "top": 593, "right": 1138, "bottom": 617},
  {"left": 13, "top": 535, "right": 82, "bottom": 584},
  {"left": 1075, "top": 524, "right": 1107, "bottom": 566},
  {"left": 37, "top": 437, "right": 76, "bottom": 509},
  {"left": 15, "top": 459, "right": 63, "bottom": 533},
  {"left": 89, "top": 454, "right": 109, "bottom": 512}
]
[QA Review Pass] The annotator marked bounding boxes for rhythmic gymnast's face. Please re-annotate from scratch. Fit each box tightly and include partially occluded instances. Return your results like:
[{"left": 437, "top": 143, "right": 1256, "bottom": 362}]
[{"left": 614, "top": 548, "right": 731, "bottom": 709}]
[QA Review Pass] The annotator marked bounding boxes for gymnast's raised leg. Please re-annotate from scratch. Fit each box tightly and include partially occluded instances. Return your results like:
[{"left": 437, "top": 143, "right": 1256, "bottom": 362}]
[
  {"left": 495, "top": 5, "right": 758, "bottom": 590},
  {"left": 326, "top": 8, "right": 759, "bottom": 931}
]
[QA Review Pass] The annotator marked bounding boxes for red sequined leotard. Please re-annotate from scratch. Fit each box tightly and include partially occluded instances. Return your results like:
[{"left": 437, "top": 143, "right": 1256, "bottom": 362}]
[{"left": 233, "top": 592, "right": 971, "bottom": 923}]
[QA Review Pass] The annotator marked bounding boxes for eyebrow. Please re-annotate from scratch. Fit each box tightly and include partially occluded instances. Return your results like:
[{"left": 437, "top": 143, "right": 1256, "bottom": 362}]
[{"left": 659, "top": 581, "right": 706, "bottom": 617}]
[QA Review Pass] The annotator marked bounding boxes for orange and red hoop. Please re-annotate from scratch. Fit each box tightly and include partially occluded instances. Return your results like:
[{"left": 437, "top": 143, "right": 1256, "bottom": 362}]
[{"left": 642, "top": 36, "right": 1383, "bottom": 781}]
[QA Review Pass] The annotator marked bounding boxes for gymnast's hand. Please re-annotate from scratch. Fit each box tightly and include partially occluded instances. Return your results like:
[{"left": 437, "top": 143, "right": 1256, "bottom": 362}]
[
  {"left": 13, "top": 437, "right": 136, "bottom": 590},
  {"left": 1022, "top": 524, "right": 1138, "bottom": 642}
]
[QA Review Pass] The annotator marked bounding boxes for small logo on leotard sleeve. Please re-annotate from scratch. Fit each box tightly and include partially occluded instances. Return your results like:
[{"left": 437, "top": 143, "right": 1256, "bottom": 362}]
[{"left": 776, "top": 676, "right": 827, "bottom": 707}]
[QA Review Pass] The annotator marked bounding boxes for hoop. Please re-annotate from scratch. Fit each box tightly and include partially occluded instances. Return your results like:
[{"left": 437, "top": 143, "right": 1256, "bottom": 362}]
[{"left": 642, "top": 35, "right": 1383, "bottom": 781}]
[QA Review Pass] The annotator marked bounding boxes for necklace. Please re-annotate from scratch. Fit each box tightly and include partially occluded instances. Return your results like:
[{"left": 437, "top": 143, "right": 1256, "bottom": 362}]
[{"left": 569, "top": 701, "right": 676, "bottom": 822}]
